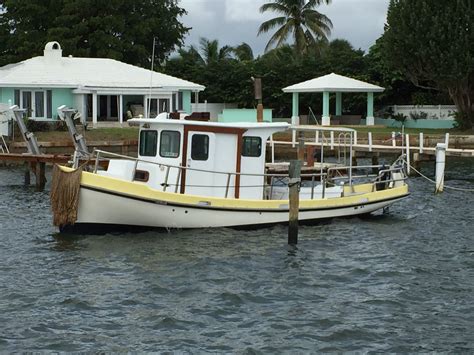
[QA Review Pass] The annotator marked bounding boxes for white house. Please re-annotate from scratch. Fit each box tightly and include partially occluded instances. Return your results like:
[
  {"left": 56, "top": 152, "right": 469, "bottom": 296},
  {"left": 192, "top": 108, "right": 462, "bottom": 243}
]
[{"left": 0, "top": 41, "right": 205, "bottom": 126}]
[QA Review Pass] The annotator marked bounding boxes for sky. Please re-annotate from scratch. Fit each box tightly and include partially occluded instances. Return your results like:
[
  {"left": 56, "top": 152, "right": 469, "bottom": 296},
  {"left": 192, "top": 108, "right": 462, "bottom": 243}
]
[{"left": 178, "top": 0, "right": 390, "bottom": 55}]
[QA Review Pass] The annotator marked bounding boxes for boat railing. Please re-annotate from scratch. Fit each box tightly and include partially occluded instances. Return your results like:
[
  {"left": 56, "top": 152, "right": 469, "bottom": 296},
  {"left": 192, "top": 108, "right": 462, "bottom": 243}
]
[{"left": 91, "top": 149, "right": 406, "bottom": 200}]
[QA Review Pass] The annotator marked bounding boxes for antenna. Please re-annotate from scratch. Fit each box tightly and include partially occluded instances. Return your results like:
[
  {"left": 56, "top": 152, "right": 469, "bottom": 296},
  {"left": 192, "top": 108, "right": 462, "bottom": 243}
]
[{"left": 148, "top": 37, "right": 157, "bottom": 118}]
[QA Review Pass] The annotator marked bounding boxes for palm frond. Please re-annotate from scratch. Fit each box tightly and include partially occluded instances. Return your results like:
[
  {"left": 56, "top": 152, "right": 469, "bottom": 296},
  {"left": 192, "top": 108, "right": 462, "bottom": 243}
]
[{"left": 258, "top": 16, "right": 287, "bottom": 35}]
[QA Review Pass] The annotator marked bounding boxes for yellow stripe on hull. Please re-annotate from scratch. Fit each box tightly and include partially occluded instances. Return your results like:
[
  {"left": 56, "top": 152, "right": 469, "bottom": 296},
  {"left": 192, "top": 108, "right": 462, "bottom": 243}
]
[{"left": 61, "top": 166, "right": 409, "bottom": 211}]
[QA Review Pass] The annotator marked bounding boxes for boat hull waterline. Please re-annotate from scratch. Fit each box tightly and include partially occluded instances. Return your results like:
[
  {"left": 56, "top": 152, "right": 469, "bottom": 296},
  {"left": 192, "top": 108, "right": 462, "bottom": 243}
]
[{"left": 65, "top": 170, "right": 409, "bottom": 231}]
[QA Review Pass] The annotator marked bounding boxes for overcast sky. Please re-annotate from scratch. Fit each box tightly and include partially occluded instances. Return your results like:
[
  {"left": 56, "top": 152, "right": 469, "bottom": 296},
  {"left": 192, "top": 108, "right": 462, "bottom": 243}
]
[{"left": 178, "top": 0, "right": 390, "bottom": 55}]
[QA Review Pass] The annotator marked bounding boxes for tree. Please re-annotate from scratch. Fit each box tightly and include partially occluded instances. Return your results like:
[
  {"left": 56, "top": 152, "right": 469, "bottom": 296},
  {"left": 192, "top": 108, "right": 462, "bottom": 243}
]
[
  {"left": 232, "top": 43, "right": 254, "bottom": 62},
  {"left": 257, "top": 0, "right": 332, "bottom": 55},
  {"left": 382, "top": 0, "right": 474, "bottom": 128},
  {"left": 197, "top": 38, "right": 233, "bottom": 65},
  {"left": 0, "top": 0, "right": 189, "bottom": 67}
]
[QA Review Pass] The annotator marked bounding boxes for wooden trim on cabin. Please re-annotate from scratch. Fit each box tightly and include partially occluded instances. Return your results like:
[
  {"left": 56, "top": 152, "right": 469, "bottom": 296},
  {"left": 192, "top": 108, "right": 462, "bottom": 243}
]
[{"left": 179, "top": 125, "right": 247, "bottom": 196}]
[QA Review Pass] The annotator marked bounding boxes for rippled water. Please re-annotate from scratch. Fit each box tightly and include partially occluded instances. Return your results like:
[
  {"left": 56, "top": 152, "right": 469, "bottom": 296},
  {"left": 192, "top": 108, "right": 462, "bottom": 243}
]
[{"left": 0, "top": 160, "right": 473, "bottom": 352}]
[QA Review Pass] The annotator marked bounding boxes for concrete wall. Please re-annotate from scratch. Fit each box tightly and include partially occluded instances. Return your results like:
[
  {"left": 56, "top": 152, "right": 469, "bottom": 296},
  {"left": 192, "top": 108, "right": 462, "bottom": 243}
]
[
  {"left": 191, "top": 102, "right": 238, "bottom": 121},
  {"left": 370, "top": 117, "right": 456, "bottom": 129},
  {"left": 182, "top": 90, "right": 192, "bottom": 114},
  {"left": 52, "top": 88, "right": 74, "bottom": 118},
  {"left": 391, "top": 105, "right": 457, "bottom": 120},
  {"left": 0, "top": 88, "right": 15, "bottom": 105},
  {"left": 218, "top": 109, "right": 273, "bottom": 123}
]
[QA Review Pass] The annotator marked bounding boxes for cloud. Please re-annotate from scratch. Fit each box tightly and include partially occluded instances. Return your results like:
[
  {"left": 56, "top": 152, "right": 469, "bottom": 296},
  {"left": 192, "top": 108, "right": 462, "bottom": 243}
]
[{"left": 178, "top": 0, "right": 390, "bottom": 54}]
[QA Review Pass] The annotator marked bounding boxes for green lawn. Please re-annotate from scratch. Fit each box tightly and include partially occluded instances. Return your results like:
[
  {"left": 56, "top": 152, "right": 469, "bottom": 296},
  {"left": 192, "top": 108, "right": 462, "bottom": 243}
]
[{"left": 26, "top": 127, "right": 139, "bottom": 142}]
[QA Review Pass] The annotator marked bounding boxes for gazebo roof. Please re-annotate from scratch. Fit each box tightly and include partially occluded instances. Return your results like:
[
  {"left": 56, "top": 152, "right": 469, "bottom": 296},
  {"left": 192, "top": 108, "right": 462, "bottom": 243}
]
[{"left": 282, "top": 73, "right": 384, "bottom": 93}]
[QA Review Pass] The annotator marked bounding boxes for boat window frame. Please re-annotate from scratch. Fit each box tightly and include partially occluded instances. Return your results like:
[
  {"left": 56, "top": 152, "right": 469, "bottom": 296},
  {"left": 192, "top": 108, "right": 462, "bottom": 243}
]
[
  {"left": 159, "top": 130, "right": 181, "bottom": 158},
  {"left": 191, "top": 134, "right": 209, "bottom": 161},
  {"left": 242, "top": 136, "right": 262, "bottom": 157},
  {"left": 139, "top": 130, "right": 158, "bottom": 157}
]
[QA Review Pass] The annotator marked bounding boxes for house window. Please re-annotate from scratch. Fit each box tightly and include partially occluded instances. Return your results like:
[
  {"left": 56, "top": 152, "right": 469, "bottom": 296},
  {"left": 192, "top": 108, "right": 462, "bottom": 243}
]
[
  {"left": 242, "top": 137, "right": 262, "bottom": 157},
  {"left": 139, "top": 130, "right": 158, "bottom": 157},
  {"left": 19, "top": 90, "right": 53, "bottom": 119},
  {"left": 160, "top": 130, "right": 180, "bottom": 158},
  {"left": 191, "top": 134, "right": 209, "bottom": 161},
  {"left": 146, "top": 98, "right": 170, "bottom": 117}
]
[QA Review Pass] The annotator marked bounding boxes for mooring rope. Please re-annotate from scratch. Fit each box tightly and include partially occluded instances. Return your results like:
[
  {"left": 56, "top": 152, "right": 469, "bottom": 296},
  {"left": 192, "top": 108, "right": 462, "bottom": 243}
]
[{"left": 404, "top": 160, "right": 474, "bottom": 192}]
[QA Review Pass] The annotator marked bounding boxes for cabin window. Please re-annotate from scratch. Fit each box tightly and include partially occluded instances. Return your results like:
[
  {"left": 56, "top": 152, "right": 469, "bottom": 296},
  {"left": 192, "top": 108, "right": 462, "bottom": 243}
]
[
  {"left": 242, "top": 136, "right": 262, "bottom": 157},
  {"left": 139, "top": 130, "right": 158, "bottom": 156},
  {"left": 134, "top": 170, "right": 150, "bottom": 182},
  {"left": 160, "top": 130, "right": 180, "bottom": 158},
  {"left": 191, "top": 134, "right": 209, "bottom": 161}
]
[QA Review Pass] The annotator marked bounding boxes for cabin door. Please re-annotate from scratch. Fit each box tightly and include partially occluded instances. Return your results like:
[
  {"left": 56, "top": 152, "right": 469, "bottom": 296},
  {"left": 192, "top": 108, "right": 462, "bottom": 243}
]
[{"left": 184, "top": 132, "right": 216, "bottom": 196}]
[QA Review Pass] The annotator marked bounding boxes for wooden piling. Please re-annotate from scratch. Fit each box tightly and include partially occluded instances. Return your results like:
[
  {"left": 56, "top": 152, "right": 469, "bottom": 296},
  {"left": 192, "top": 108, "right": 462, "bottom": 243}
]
[
  {"left": 24, "top": 162, "right": 31, "bottom": 185},
  {"left": 288, "top": 160, "right": 301, "bottom": 245},
  {"left": 371, "top": 153, "right": 379, "bottom": 174},
  {"left": 297, "top": 139, "right": 305, "bottom": 161},
  {"left": 35, "top": 162, "right": 46, "bottom": 191}
]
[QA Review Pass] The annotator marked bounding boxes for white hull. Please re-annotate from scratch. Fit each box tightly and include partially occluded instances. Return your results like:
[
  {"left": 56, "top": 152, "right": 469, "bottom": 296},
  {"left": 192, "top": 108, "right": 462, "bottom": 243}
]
[{"left": 72, "top": 185, "right": 406, "bottom": 231}]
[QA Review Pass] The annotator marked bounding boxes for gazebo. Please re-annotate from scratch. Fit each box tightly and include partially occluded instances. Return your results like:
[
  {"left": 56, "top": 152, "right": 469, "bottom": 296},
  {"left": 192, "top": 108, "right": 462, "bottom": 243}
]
[{"left": 282, "top": 73, "right": 384, "bottom": 126}]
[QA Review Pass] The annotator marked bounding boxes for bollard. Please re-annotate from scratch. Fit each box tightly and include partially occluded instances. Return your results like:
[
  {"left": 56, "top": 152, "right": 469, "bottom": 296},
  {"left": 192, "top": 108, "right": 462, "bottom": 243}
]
[
  {"left": 405, "top": 134, "right": 411, "bottom": 175},
  {"left": 419, "top": 132, "right": 424, "bottom": 154},
  {"left": 392, "top": 132, "right": 396, "bottom": 147},
  {"left": 353, "top": 131, "right": 358, "bottom": 145},
  {"left": 435, "top": 143, "right": 446, "bottom": 193},
  {"left": 288, "top": 160, "right": 301, "bottom": 245},
  {"left": 368, "top": 132, "right": 373, "bottom": 152}
]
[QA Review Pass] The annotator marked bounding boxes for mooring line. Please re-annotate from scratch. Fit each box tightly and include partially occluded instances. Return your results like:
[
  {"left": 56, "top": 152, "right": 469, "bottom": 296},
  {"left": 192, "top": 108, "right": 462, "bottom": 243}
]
[{"left": 405, "top": 160, "right": 474, "bottom": 192}]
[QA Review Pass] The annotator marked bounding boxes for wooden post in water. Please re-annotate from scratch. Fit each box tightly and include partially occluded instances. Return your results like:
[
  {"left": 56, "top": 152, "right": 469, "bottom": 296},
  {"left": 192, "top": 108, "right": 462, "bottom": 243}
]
[
  {"left": 288, "top": 160, "right": 301, "bottom": 245},
  {"left": 297, "top": 139, "right": 305, "bottom": 161},
  {"left": 24, "top": 162, "right": 31, "bottom": 185},
  {"left": 35, "top": 162, "right": 46, "bottom": 191}
]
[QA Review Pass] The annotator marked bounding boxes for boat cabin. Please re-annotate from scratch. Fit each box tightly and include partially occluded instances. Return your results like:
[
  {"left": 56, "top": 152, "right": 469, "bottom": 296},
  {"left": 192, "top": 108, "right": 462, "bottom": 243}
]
[{"left": 101, "top": 117, "right": 289, "bottom": 199}]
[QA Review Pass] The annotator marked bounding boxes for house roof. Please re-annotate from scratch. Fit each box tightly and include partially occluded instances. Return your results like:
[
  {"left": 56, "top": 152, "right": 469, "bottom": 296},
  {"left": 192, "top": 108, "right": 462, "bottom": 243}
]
[
  {"left": 0, "top": 42, "right": 205, "bottom": 92},
  {"left": 282, "top": 73, "right": 384, "bottom": 93}
]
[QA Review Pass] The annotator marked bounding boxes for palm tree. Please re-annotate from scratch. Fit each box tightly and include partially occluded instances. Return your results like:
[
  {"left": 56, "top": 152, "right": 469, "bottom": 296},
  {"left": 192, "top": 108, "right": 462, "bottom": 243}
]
[
  {"left": 258, "top": 0, "right": 333, "bottom": 54},
  {"left": 232, "top": 42, "right": 254, "bottom": 61},
  {"left": 198, "top": 38, "right": 233, "bottom": 65}
]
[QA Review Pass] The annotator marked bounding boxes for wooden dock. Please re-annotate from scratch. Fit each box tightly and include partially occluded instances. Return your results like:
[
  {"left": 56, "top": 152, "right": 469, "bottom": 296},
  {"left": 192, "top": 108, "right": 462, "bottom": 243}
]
[{"left": 0, "top": 153, "right": 108, "bottom": 190}]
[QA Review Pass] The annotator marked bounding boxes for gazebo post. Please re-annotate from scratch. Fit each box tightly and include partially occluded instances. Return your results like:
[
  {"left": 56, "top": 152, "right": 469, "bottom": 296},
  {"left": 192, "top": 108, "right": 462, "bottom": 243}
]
[
  {"left": 322, "top": 91, "right": 330, "bottom": 126},
  {"left": 291, "top": 92, "right": 299, "bottom": 145},
  {"left": 336, "top": 92, "right": 342, "bottom": 116},
  {"left": 367, "top": 92, "right": 374, "bottom": 126}
]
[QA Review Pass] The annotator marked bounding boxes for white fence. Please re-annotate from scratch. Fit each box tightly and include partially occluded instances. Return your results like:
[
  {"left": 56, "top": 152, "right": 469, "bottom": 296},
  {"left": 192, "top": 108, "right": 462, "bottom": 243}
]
[
  {"left": 191, "top": 102, "right": 238, "bottom": 121},
  {"left": 391, "top": 105, "right": 457, "bottom": 120}
]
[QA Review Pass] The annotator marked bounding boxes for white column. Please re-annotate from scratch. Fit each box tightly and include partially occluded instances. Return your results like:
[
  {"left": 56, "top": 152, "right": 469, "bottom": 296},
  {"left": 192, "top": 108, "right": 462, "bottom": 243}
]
[
  {"left": 119, "top": 95, "right": 123, "bottom": 125},
  {"left": 143, "top": 95, "right": 147, "bottom": 117},
  {"left": 92, "top": 92, "right": 98, "bottom": 127}
]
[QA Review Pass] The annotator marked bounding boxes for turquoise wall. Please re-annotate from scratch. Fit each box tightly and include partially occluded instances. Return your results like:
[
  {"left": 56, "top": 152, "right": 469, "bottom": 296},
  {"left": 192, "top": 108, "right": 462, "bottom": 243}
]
[
  {"left": 0, "top": 88, "right": 15, "bottom": 105},
  {"left": 52, "top": 88, "right": 74, "bottom": 118},
  {"left": 370, "top": 117, "right": 456, "bottom": 129},
  {"left": 218, "top": 109, "right": 273, "bottom": 123},
  {"left": 182, "top": 90, "right": 191, "bottom": 114}
]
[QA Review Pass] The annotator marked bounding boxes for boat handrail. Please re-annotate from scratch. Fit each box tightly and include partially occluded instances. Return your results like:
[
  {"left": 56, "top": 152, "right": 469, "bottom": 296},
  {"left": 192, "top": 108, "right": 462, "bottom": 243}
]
[
  {"left": 92, "top": 149, "right": 328, "bottom": 179},
  {"left": 90, "top": 149, "right": 406, "bottom": 200}
]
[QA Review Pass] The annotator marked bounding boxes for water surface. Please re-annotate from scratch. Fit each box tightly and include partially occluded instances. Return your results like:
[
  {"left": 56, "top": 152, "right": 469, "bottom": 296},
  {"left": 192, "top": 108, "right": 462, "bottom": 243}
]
[{"left": 0, "top": 160, "right": 473, "bottom": 352}]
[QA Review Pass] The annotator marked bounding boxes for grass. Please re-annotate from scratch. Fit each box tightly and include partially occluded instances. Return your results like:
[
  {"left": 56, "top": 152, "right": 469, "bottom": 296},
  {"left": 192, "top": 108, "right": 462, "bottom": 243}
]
[
  {"left": 10, "top": 124, "right": 473, "bottom": 144},
  {"left": 23, "top": 127, "right": 139, "bottom": 142}
]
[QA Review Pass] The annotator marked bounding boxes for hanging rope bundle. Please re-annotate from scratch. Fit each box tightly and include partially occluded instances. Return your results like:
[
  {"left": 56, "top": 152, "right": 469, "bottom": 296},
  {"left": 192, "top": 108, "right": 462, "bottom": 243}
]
[{"left": 50, "top": 164, "right": 82, "bottom": 227}]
